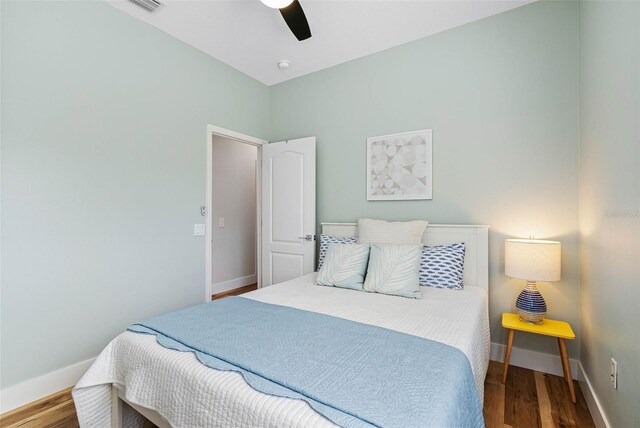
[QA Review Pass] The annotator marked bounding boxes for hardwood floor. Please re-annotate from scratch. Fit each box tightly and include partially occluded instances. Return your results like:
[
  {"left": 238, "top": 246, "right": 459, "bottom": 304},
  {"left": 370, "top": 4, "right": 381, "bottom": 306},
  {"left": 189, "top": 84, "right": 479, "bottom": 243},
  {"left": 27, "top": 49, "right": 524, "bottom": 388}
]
[
  {"left": 211, "top": 283, "right": 257, "bottom": 300},
  {"left": 0, "top": 387, "right": 79, "bottom": 428},
  {"left": 1, "top": 360, "right": 595, "bottom": 428},
  {"left": 484, "top": 360, "right": 595, "bottom": 428}
]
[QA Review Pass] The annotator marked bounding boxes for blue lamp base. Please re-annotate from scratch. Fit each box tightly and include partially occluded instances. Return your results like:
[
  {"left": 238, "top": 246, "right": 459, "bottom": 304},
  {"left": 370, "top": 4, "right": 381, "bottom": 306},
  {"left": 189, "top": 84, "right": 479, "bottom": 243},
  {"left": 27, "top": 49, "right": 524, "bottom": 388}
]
[{"left": 515, "top": 281, "right": 547, "bottom": 324}]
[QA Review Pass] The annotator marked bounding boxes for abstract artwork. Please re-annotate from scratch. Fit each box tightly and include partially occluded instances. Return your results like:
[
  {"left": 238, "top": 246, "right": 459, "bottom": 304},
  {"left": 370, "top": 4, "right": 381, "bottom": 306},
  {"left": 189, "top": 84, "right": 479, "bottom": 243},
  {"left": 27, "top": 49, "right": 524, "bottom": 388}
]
[{"left": 366, "top": 129, "right": 432, "bottom": 200}]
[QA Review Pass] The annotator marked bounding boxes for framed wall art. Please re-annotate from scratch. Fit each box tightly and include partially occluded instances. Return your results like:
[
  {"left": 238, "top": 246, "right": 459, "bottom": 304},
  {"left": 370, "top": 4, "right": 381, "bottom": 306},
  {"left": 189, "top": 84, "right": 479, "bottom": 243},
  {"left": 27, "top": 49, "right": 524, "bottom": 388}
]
[{"left": 366, "top": 129, "right": 432, "bottom": 200}]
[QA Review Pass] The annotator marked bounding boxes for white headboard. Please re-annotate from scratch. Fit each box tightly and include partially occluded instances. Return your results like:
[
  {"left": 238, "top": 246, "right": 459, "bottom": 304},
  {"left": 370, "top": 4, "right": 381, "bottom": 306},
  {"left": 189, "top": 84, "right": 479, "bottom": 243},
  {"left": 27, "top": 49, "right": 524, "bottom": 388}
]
[{"left": 321, "top": 223, "right": 489, "bottom": 292}]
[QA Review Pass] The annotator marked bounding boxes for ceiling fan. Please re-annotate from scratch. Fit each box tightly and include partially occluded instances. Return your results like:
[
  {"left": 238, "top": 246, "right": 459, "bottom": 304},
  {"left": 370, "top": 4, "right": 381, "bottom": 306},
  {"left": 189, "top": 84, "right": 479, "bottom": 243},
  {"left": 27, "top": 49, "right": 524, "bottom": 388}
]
[{"left": 260, "top": 0, "right": 312, "bottom": 41}]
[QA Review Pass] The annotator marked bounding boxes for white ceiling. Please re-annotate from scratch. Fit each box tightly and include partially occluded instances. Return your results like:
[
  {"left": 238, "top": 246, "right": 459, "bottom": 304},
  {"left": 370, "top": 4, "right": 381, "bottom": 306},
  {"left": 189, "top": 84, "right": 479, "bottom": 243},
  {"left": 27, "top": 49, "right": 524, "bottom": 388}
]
[{"left": 106, "top": 0, "right": 534, "bottom": 86}]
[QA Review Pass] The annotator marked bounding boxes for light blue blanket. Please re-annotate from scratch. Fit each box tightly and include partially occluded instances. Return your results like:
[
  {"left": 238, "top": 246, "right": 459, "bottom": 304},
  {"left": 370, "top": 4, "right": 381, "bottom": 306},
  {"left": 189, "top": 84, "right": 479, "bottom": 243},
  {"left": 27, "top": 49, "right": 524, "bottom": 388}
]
[{"left": 129, "top": 297, "right": 484, "bottom": 428}]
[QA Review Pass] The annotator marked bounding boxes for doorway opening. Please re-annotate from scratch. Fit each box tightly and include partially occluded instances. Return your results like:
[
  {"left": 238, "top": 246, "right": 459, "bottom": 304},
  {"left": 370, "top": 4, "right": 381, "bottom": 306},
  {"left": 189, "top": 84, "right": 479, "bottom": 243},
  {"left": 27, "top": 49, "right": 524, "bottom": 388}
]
[{"left": 206, "top": 125, "right": 266, "bottom": 301}]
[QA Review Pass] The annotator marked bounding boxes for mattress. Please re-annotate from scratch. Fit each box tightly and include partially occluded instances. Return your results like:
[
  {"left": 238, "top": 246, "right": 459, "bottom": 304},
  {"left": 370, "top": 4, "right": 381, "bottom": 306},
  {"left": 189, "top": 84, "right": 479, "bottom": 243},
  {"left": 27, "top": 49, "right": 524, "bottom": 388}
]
[{"left": 73, "top": 273, "right": 490, "bottom": 427}]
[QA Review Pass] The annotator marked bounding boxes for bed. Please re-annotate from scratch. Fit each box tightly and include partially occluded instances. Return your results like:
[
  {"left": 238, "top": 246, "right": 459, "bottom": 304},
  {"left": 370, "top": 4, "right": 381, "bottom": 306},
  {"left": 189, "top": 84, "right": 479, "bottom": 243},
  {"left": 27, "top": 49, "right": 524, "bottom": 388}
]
[{"left": 73, "top": 223, "right": 490, "bottom": 428}]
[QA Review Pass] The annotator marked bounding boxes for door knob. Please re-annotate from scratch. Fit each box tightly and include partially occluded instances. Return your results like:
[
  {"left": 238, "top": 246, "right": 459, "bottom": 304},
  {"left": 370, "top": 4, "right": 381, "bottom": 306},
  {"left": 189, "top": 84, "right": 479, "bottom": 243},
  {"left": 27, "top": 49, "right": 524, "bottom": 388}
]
[{"left": 298, "top": 234, "right": 315, "bottom": 241}]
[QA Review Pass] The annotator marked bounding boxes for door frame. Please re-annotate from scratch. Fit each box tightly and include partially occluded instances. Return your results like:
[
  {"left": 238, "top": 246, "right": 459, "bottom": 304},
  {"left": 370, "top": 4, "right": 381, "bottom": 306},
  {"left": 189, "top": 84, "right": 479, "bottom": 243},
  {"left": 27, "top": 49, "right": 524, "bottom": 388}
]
[{"left": 206, "top": 125, "right": 267, "bottom": 302}]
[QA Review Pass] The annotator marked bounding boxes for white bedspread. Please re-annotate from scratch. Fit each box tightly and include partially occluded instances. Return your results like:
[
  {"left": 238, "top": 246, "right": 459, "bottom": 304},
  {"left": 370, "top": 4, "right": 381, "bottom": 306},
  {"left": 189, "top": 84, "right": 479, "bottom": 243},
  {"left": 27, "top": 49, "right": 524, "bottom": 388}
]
[{"left": 73, "top": 273, "right": 490, "bottom": 427}]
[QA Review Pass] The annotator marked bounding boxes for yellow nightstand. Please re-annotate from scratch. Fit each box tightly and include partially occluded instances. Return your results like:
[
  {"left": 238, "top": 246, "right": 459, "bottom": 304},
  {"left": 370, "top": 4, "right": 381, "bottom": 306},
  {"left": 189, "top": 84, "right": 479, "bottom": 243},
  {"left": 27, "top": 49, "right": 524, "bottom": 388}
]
[{"left": 501, "top": 312, "right": 576, "bottom": 403}]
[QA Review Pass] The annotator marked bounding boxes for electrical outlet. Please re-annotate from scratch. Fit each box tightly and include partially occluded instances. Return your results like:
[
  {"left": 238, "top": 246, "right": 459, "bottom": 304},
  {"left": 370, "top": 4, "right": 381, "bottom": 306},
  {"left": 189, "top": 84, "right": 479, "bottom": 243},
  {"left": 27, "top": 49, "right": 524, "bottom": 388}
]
[{"left": 610, "top": 358, "right": 618, "bottom": 389}]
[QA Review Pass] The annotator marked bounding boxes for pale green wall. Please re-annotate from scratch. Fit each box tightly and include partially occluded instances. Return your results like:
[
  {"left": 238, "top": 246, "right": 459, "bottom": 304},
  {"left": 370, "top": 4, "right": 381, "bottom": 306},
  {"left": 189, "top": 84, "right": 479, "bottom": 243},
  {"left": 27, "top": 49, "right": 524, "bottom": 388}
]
[
  {"left": 270, "top": 1, "right": 581, "bottom": 357},
  {"left": 579, "top": 1, "right": 640, "bottom": 426},
  {"left": 0, "top": 1, "right": 269, "bottom": 387}
]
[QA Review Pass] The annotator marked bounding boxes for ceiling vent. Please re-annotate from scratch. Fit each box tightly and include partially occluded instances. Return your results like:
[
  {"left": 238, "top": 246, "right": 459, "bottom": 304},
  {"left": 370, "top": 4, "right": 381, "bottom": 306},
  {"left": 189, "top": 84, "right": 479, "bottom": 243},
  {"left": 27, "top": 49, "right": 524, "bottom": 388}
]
[{"left": 128, "top": 0, "right": 164, "bottom": 13}]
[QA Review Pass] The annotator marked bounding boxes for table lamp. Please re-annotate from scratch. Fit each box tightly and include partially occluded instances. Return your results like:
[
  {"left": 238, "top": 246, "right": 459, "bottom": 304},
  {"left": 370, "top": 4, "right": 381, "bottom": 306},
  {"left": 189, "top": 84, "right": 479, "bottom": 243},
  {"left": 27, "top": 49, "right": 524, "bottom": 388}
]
[{"left": 505, "top": 239, "right": 561, "bottom": 324}]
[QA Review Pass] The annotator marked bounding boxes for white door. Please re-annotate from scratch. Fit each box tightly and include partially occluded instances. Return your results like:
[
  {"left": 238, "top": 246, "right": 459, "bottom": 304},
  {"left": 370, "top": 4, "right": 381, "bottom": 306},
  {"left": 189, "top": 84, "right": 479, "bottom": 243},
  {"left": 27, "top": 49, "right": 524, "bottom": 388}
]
[{"left": 261, "top": 137, "right": 316, "bottom": 287}]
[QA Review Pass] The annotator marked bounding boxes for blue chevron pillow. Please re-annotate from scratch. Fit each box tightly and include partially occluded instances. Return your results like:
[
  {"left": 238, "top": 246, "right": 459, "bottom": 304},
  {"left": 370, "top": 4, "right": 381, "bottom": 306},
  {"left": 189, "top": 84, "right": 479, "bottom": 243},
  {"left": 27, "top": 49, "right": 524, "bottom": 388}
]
[
  {"left": 419, "top": 242, "right": 466, "bottom": 290},
  {"left": 317, "top": 234, "right": 357, "bottom": 270}
]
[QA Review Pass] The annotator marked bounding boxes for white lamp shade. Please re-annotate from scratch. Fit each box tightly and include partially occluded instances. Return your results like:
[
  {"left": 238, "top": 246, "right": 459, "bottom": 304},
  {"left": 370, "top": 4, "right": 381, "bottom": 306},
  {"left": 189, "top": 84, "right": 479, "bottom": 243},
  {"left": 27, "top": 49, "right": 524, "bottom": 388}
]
[
  {"left": 505, "top": 239, "right": 561, "bottom": 282},
  {"left": 260, "top": 0, "right": 293, "bottom": 8}
]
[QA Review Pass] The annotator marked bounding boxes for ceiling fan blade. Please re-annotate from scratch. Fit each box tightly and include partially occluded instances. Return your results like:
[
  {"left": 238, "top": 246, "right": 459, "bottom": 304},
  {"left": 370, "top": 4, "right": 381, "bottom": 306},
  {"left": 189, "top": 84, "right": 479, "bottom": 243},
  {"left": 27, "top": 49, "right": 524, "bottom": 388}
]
[{"left": 279, "top": 0, "right": 311, "bottom": 41}]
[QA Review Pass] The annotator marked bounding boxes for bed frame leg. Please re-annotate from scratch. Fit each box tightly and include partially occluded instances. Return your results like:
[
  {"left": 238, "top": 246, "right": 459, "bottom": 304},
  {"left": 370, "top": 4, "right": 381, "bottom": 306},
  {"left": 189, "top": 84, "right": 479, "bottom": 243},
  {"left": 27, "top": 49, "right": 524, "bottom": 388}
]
[{"left": 111, "top": 384, "right": 123, "bottom": 428}]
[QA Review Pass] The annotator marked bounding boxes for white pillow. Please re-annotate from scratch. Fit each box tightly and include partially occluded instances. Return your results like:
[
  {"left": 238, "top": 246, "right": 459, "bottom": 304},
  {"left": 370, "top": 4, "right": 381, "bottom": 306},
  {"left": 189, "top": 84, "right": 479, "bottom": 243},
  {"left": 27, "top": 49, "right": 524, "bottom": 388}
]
[
  {"left": 317, "top": 234, "right": 357, "bottom": 270},
  {"left": 363, "top": 244, "right": 423, "bottom": 299},
  {"left": 316, "top": 243, "right": 370, "bottom": 291},
  {"left": 357, "top": 218, "right": 428, "bottom": 245}
]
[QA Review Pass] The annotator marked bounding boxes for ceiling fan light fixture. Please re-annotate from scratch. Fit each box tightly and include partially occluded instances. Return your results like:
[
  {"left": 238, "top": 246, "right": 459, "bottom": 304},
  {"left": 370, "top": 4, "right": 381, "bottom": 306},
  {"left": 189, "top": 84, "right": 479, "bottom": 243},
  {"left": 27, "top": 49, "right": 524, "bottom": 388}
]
[{"left": 260, "top": 0, "right": 293, "bottom": 9}]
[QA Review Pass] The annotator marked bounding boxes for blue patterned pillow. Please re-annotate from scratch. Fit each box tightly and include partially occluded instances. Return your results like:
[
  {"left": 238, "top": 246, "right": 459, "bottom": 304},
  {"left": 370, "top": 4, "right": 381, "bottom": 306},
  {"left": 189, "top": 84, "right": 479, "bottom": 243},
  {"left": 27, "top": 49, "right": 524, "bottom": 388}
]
[
  {"left": 419, "top": 242, "right": 466, "bottom": 290},
  {"left": 318, "top": 234, "right": 357, "bottom": 270}
]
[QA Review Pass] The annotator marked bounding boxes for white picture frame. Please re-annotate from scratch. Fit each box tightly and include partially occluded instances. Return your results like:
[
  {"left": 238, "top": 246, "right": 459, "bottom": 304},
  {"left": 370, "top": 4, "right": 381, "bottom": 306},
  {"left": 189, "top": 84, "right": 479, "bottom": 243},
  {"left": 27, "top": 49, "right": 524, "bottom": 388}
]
[{"left": 366, "top": 129, "right": 432, "bottom": 201}]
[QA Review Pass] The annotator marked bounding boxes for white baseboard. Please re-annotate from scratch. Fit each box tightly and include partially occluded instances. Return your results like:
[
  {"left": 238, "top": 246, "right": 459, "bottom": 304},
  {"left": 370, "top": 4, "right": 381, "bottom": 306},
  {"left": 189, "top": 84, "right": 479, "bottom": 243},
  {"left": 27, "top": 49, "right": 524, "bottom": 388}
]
[
  {"left": 211, "top": 274, "right": 256, "bottom": 295},
  {"left": 0, "top": 357, "right": 96, "bottom": 414},
  {"left": 578, "top": 361, "right": 611, "bottom": 428},
  {"left": 490, "top": 342, "right": 581, "bottom": 380}
]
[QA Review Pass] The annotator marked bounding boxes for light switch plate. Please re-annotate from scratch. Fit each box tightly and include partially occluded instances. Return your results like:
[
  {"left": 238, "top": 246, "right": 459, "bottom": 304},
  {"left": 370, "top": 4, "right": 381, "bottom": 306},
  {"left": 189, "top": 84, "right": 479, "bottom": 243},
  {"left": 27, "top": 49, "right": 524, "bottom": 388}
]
[
  {"left": 194, "top": 224, "right": 206, "bottom": 236},
  {"left": 218, "top": 218, "right": 225, "bottom": 228}
]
